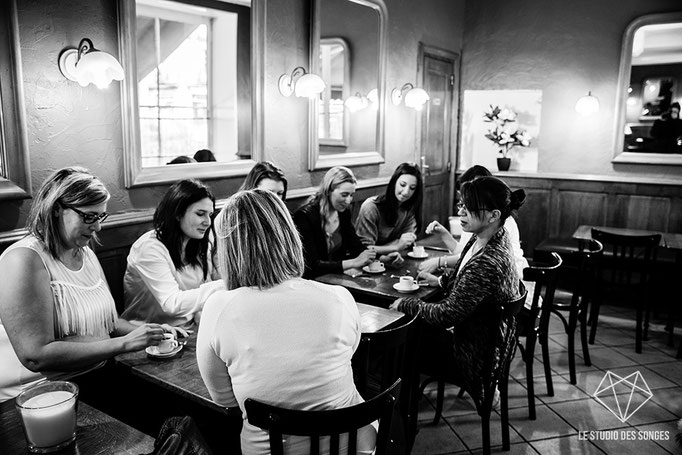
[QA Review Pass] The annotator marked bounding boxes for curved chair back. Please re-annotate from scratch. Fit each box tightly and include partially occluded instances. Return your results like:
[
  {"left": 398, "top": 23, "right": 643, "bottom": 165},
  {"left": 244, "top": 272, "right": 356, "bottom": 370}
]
[
  {"left": 523, "top": 251, "right": 563, "bottom": 332},
  {"left": 244, "top": 379, "right": 401, "bottom": 455},
  {"left": 591, "top": 228, "right": 659, "bottom": 286}
]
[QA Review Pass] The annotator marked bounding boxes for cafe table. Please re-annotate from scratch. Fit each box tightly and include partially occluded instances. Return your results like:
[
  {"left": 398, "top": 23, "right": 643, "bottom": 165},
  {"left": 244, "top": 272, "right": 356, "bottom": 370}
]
[
  {"left": 315, "top": 242, "right": 451, "bottom": 307},
  {"left": 0, "top": 398, "right": 154, "bottom": 454},
  {"left": 114, "top": 302, "right": 405, "bottom": 413}
]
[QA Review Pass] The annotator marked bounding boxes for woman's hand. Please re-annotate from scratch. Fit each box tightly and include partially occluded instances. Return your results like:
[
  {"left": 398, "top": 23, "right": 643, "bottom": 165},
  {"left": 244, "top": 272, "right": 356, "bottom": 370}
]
[
  {"left": 380, "top": 252, "right": 404, "bottom": 267},
  {"left": 160, "top": 323, "right": 190, "bottom": 339},
  {"left": 397, "top": 232, "right": 417, "bottom": 250},
  {"left": 354, "top": 248, "right": 377, "bottom": 268},
  {"left": 389, "top": 298, "right": 404, "bottom": 311},
  {"left": 120, "top": 323, "right": 165, "bottom": 352},
  {"left": 418, "top": 257, "right": 440, "bottom": 274},
  {"left": 425, "top": 220, "right": 449, "bottom": 237},
  {"left": 417, "top": 271, "right": 440, "bottom": 287}
]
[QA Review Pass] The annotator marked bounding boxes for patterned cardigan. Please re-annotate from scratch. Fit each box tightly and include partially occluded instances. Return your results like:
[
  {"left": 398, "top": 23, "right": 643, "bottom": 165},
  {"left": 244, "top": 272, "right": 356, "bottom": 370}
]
[{"left": 397, "top": 226, "right": 520, "bottom": 407}]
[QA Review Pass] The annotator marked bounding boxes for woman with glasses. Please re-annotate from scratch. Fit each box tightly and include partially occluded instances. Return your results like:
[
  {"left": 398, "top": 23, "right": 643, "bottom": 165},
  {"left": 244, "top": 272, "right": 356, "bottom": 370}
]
[
  {"left": 354, "top": 162, "right": 422, "bottom": 255},
  {"left": 0, "top": 167, "right": 167, "bottom": 402},
  {"left": 390, "top": 176, "right": 525, "bottom": 399},
  {"left": 419, "top": 165, "right": 528, "bottom": 276},
  {"left": 122, "top": 179, "right": 223, "bottom": 330}
]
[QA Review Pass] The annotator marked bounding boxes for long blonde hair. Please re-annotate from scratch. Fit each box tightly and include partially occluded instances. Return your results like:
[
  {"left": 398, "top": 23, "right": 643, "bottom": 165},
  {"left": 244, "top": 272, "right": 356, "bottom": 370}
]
[
  {"left": 310, "top": 166, "right": 357, "bottom": 227},
  {"left": 214, "top": 189, "right": 304, "bottom": 290}
]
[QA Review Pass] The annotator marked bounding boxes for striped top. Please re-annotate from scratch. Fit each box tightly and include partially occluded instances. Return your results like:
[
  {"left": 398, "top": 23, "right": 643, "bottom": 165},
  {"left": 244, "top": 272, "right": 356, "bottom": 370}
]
[{"left": 0, "top": 235, "right": 116, "bottom": 401}]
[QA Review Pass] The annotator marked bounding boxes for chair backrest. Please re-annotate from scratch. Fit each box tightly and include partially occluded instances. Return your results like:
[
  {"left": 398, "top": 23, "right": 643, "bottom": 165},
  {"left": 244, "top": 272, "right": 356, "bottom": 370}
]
[
  {"left": 521, "top": 252, "right": 563, "bottom": 334},
  {"left": 591, "top": 228, "right": 660, "bottom": 287},
  {"left": 244, "top": 379, "right": 401, "bottom": 455}
]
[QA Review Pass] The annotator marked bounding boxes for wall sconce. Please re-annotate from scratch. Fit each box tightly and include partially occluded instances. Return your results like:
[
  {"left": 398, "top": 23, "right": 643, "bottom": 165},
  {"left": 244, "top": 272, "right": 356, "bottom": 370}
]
[
  {"left": 575, "top": 91, "right": 600, "bottom": 117},
  {"left": 278, "top": 66, "right": 326, "bottom": 98},
  {"left": 391, "top": 83, "right": 430, "bottom": 111},
  {"left": 58, "top": 38, "right": 124, "bottom": 89},
  {"left": 344, "top": 92, "right": 369, "bottom": 113}
]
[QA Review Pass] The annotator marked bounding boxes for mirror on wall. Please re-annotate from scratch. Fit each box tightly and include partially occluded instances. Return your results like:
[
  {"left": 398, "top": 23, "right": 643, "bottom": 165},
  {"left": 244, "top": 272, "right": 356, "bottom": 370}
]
[
  {"left": 119, "top": 0, "right": 263, "bottom": 187},
  {"left": 613, "top": 12, "right": 682, "bottom": 164},
  {"left": 308, "top": 0, "right": 387, "bottom": 171},
  {"left": 0, "top": 0, "right": 30, "bottom": 201}
]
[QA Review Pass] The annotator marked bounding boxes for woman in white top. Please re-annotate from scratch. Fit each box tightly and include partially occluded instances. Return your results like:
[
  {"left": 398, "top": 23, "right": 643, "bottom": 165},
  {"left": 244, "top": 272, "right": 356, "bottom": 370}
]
[
  {"left": 0, "top": 167, "right": 167, "bottom": 402},
  {"left": 122, "top": 179, "right": 223, "bottom": 329},
  {"left": 419, "top": 165, "right": 529, "bottom": 276},
  {"left": 197, "top": 189, "right": 375, "bottom": 455}
]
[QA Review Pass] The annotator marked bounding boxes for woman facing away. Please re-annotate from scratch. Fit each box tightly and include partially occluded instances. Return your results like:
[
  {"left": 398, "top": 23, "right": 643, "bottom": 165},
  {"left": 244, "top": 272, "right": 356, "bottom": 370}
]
[
  {"left": 354, "top": 162, "right": 423, "bottom": 254},
  {"left": 390, "top": 176, "right": 524, "bottom": 406},
  {"left": 419, "top": 164, "right": 528, "bottom": 277},
  {"left": 239, "top": 161, "right": 288, "bottom": 200},
  {"left": 294, "top": 166, "right": 396, "bottom": 279},
  {"left": 0, "top": 167, "right": 167, "bottom": 402},
  {"left": 122, "top": 179, "right": 224, "bottom": 329},
  {"left": 197, "top": 189, "right": 375, "bottom": 455}
]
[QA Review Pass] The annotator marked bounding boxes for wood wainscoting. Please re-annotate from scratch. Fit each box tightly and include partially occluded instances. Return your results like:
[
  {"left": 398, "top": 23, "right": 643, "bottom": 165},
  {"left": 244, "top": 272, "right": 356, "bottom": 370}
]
[{"left": 496, "top": 173, "right": 682, "bottom": 257}]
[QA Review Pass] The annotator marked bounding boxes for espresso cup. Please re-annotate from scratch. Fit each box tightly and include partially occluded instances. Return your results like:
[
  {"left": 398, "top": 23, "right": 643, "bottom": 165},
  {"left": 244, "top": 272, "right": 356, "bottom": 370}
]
[
  {"left": 368, "top": 260, "right": 383, "bottom": 272},
  {"left": 412, "top": 245, "right": 426, "bottom": 257},
  {"left": 399, "top": 276, "right": 415, "bottom": 289},
  {"left": 157, "top": 333, "right": 178, "bottom": 354}
]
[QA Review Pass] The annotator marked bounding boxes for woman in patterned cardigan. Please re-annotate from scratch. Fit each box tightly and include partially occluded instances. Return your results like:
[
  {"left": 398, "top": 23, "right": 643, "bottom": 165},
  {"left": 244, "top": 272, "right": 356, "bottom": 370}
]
[{"left": 390, "top": 176, "right": 525, "bottom": 406}]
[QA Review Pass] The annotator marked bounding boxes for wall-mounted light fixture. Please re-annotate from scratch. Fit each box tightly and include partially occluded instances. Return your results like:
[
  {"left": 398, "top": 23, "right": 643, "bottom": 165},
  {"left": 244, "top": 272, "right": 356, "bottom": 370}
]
[
  {"left": 575, "top": 91, "right": 600, "bottom": 117},
  {"left": 58, "top": 38, "right": 124, "bottom": 89},
  {"left": 391, "top": 83, "right": 430, "bottom": 111},
  {"left": 278, "top": 66, "right": 326, "bottom": 98},
  {"left": 344, "top": 92, "right": 369, "bottom": 113}
]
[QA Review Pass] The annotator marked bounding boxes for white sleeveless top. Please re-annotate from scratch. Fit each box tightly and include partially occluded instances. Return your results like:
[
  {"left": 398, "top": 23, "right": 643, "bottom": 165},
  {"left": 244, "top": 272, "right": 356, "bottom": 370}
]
[{"left": 0, "top": 235, "right": 117, "bottom": 402}]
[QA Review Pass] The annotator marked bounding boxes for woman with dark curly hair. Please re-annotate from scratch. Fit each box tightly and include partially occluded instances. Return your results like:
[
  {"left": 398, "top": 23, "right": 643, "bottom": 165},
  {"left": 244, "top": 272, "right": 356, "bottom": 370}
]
[{"left": 122, "top": 179, "right": 223, "bottom": 329}]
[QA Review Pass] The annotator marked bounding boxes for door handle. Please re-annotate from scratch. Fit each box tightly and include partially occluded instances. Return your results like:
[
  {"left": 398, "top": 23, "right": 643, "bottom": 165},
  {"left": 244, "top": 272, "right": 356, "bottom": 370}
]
[{"left": 420, "top": 156, "right": 430, "bottom": 176}]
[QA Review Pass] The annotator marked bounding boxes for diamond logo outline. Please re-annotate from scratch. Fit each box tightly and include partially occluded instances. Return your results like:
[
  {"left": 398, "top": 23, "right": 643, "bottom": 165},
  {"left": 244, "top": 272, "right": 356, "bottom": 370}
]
[{"left": 592, "top": 370, "right": 653, "bottom": 423}]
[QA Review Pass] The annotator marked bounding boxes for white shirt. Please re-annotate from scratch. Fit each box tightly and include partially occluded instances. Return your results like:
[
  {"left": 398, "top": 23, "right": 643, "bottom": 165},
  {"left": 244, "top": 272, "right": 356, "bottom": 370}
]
[
  {"left": 196, "top": 278, "right": 373, "bottom": 455},
  {"left": 121, "top": 231, "right": 224, "bottom": 328}
]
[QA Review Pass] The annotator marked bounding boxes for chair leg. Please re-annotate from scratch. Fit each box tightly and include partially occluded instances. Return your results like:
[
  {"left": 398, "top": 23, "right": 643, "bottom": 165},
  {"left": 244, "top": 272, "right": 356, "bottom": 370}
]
[
  {"left": 636, "top": 307, "right": 643, "bottom": 354},
  {"left": 567, "top": 306, "right": 579, "bottom": 385},
  {"left": 588, "top": 298, "right": 601, "bottom": 344},
  {"left": 500, "top": 371, "right": 510, "bottom": 451},
  {"left": 524, "top": 336, "right": 537, "bottom": 420},
  {"left": 481, "top": 413, "right": 491, "bottom": 455},
  {"left": 432, "top": 380, "right": 444, "bottom": 425},
  {"left": 579, "top": 300, "right": 592, "bottom": 367},
  {"left": 540, "top": 329, "right": 554, "bottom": 396}
]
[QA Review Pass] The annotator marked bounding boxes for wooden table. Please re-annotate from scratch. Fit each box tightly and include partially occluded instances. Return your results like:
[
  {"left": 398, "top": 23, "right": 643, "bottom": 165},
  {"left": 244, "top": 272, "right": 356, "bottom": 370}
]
[
  {"left": 316, "top": 244, "right": 450, "bottom": 307},
  {"left": 572, "top": 225, "right": 682, "bottom": 251},
  {"left": 114, "top": 303, "right": 405, "bottom": 413},
  {"left": 0, "top": 399, "right": 154, "bottom": 454}
]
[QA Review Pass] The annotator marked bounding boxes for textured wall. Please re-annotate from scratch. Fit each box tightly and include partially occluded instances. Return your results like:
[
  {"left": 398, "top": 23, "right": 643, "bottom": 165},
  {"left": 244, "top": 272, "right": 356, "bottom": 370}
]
[
  {"left": 462, "top": 0, "right": 682, "bottom": 179},
  {"left": 1, "top": 0, "right": 465, "bottom": 233}
]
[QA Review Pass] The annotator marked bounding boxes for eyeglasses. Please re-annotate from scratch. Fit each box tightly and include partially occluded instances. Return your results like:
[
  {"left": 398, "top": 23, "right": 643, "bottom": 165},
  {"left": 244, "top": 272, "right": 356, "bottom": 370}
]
[
  {"left": 61, "top": 203, "right": 109, "bottom": 224},
  {"left": 456, "top": 202, "right": 492, "bottom": 213}
]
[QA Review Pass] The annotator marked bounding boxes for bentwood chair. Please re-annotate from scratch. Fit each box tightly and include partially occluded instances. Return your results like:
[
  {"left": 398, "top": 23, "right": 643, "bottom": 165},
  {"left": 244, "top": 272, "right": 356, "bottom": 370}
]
[
  {"left": 419, "top": 282, "right": 527, "bottom": 455},
  {"left": 540, "top": 238, "right": 603, "bottom": 385},
  {"left": 515, "top": 251, "right": 562, "bottom": 420},
  {"left": 590, "top": 228, "right": 660, "bottom": 353},
  {"left": 244, "top": 379, "right": 401, "bottom": 455},
  {"left": 353, "top": 312, "right": 421, "bottom": 453}
]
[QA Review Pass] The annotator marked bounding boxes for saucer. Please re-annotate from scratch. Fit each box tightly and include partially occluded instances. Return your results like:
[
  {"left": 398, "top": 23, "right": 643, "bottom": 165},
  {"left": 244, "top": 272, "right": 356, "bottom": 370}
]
[
  {"left": 407, "top": 251, "right": 429, "bottom": 259},
  {"left": 146, "top": 344, "right": 183, "bottom": 358},
  {"left": 362, "top": 265, "right": 385, "bottom": 274},
  {"left": 393, "top": 283, "right": 420, "bottom": 293}
]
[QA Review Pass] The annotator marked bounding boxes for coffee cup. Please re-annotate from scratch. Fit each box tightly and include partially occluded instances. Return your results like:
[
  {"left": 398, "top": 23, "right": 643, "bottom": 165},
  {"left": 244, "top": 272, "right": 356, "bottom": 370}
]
[
  {"left": 156, "top": 333, "right": 178, "bottom": 354},
  {"left": 368, "top": 260, "right": 383, "bottom": 272},
  {"left": 412, "top": 245, "right": 426, "bottom": 257},
  {"left": 399, "top": 276, "right": 415, "bottom": 289}
]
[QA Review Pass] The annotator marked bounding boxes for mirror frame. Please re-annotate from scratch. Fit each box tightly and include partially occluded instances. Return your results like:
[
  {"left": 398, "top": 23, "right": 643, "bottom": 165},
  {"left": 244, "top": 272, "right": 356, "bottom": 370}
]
[
  {"left": 308, "top": 0, "right": 387, "bottom": 171},
  {"left": 612, "top": 12, "right": 682, "bottom": 165},
  {"left": 118, "top": 0, "right": 264, "bottom": 188},
  {"left": 0, "top": 0, "right": 30, "bottom": 201}
]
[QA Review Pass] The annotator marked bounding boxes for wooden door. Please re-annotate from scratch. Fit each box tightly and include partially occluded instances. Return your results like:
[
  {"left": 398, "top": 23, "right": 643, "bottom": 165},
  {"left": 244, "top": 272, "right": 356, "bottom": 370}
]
[{"left": 418, "top": 44, "right": 459, "bottom": 232}]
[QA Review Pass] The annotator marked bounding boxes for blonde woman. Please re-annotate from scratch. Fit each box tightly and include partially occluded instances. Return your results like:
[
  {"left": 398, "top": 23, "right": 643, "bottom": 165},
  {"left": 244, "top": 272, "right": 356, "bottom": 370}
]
[
  {"left": 0, "top": 167, "right": 166, "bottom": 402},
  {"left": 197, "top": 190, "right": 375, "bottom": 455}
]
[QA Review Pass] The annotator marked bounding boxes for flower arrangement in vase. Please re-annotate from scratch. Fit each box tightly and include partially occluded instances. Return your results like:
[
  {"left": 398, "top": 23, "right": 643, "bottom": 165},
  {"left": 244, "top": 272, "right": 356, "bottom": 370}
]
[{"left": 483, "top": 105, "right": 531, "bottom": 171}]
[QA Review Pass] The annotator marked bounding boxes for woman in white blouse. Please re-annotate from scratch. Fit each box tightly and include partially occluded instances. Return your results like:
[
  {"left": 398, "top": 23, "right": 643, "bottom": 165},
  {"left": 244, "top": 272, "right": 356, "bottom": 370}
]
[
  {"left": 122, "top": 179, "right": 223, "bottom": 329},
  {"left": 197, "top": 189, "right": 374, "bottom": 455}
]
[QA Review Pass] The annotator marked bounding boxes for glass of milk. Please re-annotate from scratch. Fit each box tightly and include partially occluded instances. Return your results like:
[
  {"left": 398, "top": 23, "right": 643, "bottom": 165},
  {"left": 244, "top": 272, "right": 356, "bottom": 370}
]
[{"left": 15, "top": 380, "right": 79, "bottom": 453}]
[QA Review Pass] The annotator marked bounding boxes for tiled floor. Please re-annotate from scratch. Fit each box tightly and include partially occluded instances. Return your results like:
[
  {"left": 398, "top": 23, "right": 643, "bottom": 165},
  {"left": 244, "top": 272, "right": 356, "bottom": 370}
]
[{"left": 411, "top": 304, "right": 682, "bottom": 454}]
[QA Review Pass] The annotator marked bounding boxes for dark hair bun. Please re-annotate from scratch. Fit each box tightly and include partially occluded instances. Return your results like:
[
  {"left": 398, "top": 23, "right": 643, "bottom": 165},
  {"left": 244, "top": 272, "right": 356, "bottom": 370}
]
[{"left": 510, "top": 189, "right": 526, "bottom": 210}]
